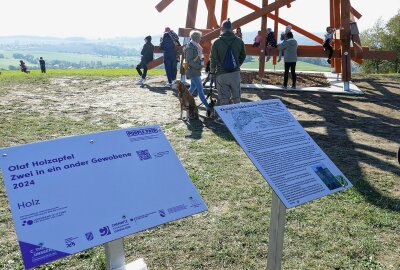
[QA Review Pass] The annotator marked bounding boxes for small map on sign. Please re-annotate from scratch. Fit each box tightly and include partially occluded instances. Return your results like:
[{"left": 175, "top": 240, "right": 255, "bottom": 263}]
[{"left": 232, "top": 110, "right": 263, "bottom": 131}]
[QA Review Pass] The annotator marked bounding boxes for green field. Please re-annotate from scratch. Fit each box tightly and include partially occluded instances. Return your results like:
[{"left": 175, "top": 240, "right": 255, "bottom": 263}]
[
  {"left": 241, "top": 58, "right": 331, "bottom": 72},
  {"left": 0, "top": 68, "right": 166, "bottom": 78},
  {"left": 0, "top": 50, "right": 141, "bottom": 70},
  {"left": 0, "top": 71, "right": 399, "bottom": 269}
]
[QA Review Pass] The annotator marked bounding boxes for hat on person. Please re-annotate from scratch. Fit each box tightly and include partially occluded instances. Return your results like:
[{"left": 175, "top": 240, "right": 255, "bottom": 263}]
[
  {"left": 164, "top": 27, "right": 171, "bottom": 33},
  {"left": 145, "top": 35, "right": 152, "bottom": 42},
  {"left": 221, "top": 19, "right": 232, "bottom": 31},
  {"left": 267, "top": 28, "right": 272, "bottom": 33},
  {"left": 286, "top": 25, "right": 292, "bottom": 32}
]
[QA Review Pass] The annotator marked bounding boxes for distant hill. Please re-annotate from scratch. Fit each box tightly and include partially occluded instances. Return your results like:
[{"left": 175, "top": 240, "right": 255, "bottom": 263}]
[{"left": 0, "top": 33, "right": 325, "bottom": 70}]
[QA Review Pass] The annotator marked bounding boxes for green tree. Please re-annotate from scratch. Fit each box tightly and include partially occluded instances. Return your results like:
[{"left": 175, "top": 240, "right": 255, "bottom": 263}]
[
  {"left": 360, "top": 11, "right": 400, "bottom": 73},
  {"left": 382, "top": 10, "right": 400, "bottom": 72},
  {"left": 360, "top": 18, "right": 386, "bottom": 73}
]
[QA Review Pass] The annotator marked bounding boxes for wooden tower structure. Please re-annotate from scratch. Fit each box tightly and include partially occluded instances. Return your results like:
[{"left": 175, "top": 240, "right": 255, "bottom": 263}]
[{"left": 149, "top": 0, "right": 396, "bottom": 87}]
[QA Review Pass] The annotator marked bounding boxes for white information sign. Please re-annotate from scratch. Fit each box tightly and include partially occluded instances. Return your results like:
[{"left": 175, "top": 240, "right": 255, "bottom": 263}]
[
  {"left": 215, "top": 99, "right": 352, "bottom": 208},
  {"left": 0, "top": 126, "right": 207, "bottom": 269}
]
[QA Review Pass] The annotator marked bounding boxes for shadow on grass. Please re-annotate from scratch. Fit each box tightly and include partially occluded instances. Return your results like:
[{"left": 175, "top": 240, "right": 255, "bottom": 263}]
[{"left": 247, "top": 77, "right": 400, "bottom": 212}]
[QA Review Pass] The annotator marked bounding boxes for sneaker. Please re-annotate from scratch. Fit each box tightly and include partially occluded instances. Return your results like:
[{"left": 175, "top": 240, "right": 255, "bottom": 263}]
[
  {"left": 277, "top": 57, "right": 282, "bottom": 62},
  {"left": 327, "top": 59, "right": 331, "bottom": 64},
  {"left": 266, "top": 56, "right": 271, "bottom": 62},
  {"left": 135, "top": 78, "right": 143, "bottom": 85},
  {"left": 164, "top": 83, "right": 172, "bottom": 88},
  {"left": 282, "top": 85, "right": 287, "bottom": 89},
  {"left": 291, "top": 86, "right": 296, "bottom": 90},
  {"left": 141, "top": 78, "right": 146, "bottom": 85}
]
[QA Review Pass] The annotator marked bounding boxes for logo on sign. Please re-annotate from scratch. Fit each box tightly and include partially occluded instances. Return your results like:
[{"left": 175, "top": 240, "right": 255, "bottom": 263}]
[
  {"left": 126, "top": 128, "right": 159, "bottom": 137},
  {"left": 159, "top": 209, "right": 166, "bottom": 217},
  {"left": 99, "top": 226, "right": 111, "bottom": 236},
  {"left": 85, "top": 232, "right": 94, "bottom": 241},
  {"left": 22, "top": 220, "right": 34, "bottom": 226},
  {"left": 65, "top": 237, "right": 77, "bottom": 248}
]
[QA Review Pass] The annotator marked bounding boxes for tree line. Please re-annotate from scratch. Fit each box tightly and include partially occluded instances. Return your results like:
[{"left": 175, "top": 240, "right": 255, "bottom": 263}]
[{"left": 360, "top": 10, "right": 399, "bottom": 73}]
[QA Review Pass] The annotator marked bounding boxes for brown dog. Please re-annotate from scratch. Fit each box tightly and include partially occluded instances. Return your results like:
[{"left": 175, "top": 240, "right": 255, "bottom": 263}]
[{"left": 174, "top": 80, "right": 199, "bottom": 120}]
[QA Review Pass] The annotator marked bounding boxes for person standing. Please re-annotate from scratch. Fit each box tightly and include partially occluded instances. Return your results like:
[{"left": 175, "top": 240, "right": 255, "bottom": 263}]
[
  {"left": 136, "top": 35, "right": 154, "bottom": 85},
  {"left": 278, "top": 31, "right": 298, "bottom": 89},
  {"left": 39, "top": 57, "right": 46, "bottom": 74},
  {"left": 210, "top": 19, "right": 246, "bottom": 105},
  {"left": 160, "top": 30, "right": 178, "bottom": 87},
  {"left": 165, "top": 27, "right": 181, "bottom": 80},
  {"left": 184, "top": 30, "right": 210, "bottom": 115}
]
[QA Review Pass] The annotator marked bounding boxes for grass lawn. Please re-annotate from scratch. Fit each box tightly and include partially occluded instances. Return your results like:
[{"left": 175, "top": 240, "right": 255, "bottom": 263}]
[
  {"left": 0, "top": 50, "right": 141, "bottom": 70},
  {"left": 0, "top": 71, "right": 399, "bottom": 270}
]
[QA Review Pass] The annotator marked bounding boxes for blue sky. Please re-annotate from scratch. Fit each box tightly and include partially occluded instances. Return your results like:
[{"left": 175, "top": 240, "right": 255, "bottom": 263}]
[{"left": 0, "top": 0, "right": 398, "bottom": 38}]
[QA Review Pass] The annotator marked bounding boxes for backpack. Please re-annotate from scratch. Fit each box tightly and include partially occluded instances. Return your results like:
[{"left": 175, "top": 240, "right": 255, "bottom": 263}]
[{"left": 221, "top": 38, "right": 238, "bottom": 72}]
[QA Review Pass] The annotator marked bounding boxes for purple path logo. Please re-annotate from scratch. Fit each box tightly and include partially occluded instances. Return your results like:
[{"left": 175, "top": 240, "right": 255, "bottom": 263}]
[{"left": 99, "top": 226, "right": 111, "bottom": 236}]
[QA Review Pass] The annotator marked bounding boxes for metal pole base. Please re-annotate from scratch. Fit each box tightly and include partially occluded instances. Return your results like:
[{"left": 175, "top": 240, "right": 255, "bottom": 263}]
[
  {"left": 343, "top": 81, "right": 350, "bottom": 91},
  {"left": 105, "top": 239, "right": 126, "bottom": 270},
  {"left": 104, "top": 239, "right": 148, "bottom": 270}
]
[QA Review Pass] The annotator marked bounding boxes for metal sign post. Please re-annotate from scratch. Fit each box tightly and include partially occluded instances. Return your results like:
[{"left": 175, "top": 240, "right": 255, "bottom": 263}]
[
  {"left": 104, "top": 238, "right": 148, "bottom": 270},
  {"left": 267, "top": 191, "right": 287, "bottom": 270},
  {"left": 104, "top": 238, "right": 126, "bottom": 270}
]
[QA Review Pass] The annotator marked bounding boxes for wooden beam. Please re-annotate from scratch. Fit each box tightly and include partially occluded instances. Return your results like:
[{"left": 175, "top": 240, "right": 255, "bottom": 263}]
[
  {"left": 147, "top": 46, "right": 395, "bottom": 69},
  {"left": 203, "top": 0, "right": 217, "bottom": 66},
  {"left": 234, "top": 0, "right": 323, "bottom": 44},
  {"left": 202, "top": 0, "right": 295, "bottom": 42},
  {"left": 204, "top": 0, "right": 219, "bottom": 29},
  {"left": 178, "top": 28, "right": 214, "bottom": 37},
  {"left": 350, "top": 6, "right": 362, "bottom": 19},
  {"left": 341, "top": 0, "right": 351, "bottom": 81},
  {"left": 152, "top": 45, "right": 372, "bottom": 57},
  {"left": 363, "top": 50, "right": 397, "bottom": 60},
  {"left": 333, "top": 0, "right": 341, "bottom": 73},
  {"left": 147, "top": 56, "right": 164, "bottom": 69},
  {"left": 259, "top": 0, "right": 268, "bottom": 77},
  {"left": 186, "top": 0, "right": 199, "bottom": 28},
  {"left": 273, "top": 7, "right": 279, "bottom": 65},
  {"left": 221, "top": 0, "right": 229, "bottom": 24},
  {"left": 155, "top": 0, "right": 174, "bottom": 12}
]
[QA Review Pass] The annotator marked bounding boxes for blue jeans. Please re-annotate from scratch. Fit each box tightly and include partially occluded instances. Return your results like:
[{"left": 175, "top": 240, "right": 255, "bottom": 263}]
[
  {"left": 189, "top": 76, "right": 209, "bottom": 109},
  {"left": 164, "top": 58, "right": 176, "bottom": 83}
]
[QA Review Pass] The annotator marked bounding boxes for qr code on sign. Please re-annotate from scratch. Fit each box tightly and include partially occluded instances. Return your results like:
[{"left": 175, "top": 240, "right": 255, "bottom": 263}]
[{"left": 136, "top": 150, "right": 152, "bottom": 161}]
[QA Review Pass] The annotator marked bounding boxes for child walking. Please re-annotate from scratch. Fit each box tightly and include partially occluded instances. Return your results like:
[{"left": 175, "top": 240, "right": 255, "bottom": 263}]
[{"left": 323, "top": 26, "right": 334, "bottom": 64}]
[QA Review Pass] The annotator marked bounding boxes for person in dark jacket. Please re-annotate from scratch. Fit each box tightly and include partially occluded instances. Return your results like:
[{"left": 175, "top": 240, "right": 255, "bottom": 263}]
[
  {"left": 160, "top": 31, "right": 178, "bottom": 87},
  {"left": 136, "top": 36, "right": 154, "bottom": 85},
  {"left": 39, "top": 57, "right": 46, "bottom": 74},
  {"left": 210, "top": 19, "right": 246, "bottom": 105},
  {"left": 266, "top": 28, "right": 277, "bottom": 62}
]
